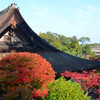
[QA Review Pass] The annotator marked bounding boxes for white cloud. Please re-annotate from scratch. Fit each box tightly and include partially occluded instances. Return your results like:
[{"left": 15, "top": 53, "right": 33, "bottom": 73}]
[
  {"left": 77, "top": 10, "right": 89, "bottom": 18},
  {"left": 77, "top": 10, "right": 83, "bottom": 15},
  {"left": 88, "top": 5, "right": 100, "bottom": 11},
  {"left": 88, "top": 5, "right": 97, "bottom": 11}
]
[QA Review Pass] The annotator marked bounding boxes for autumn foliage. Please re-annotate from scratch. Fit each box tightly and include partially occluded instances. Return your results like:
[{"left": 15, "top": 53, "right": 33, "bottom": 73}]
[
  {"left": 61, "top": 70, "right": 100, "bottom": 98},
  {"left": 0, "top": 52, "right": 55, "bottom": 99}
]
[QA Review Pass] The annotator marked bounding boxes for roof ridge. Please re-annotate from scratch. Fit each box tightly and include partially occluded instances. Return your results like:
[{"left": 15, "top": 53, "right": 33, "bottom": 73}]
[
  {"left": 0, "top": 3, "right": 17, "bottom": 15},
  {"left": 0, "top": 4, "right": 18, "bottom": 26}
]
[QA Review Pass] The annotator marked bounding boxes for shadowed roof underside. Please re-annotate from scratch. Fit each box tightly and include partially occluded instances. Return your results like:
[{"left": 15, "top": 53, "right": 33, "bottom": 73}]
[{"left": 0, "top": 4, "right": 100, "bottom": 72}]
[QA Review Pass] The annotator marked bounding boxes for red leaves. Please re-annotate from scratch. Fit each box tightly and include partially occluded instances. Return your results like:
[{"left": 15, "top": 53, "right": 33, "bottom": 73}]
[
  {"left": 61, "top": 70, "right": 100, "bottom": 96},
  {"left": 0, "top": 52, "right": 55, "bottom": 98},
  {"left": 34, "top": 86, "right": 49, "bottom": 98}
]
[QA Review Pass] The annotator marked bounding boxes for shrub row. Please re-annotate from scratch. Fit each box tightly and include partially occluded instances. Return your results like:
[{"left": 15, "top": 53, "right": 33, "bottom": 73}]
[
  {"left": 44, "top": 77, "right": 91, "bottom": 100},
  {"left": 61, "top": 70, "right": 100, "bottom": 99},
  {"left": 0, "top": 52, "right": 92, "bottom": 99}
]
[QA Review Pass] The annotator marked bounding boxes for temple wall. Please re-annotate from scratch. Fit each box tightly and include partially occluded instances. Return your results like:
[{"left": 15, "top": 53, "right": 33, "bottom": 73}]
[
  {"left": 0, "top": 50, "right": 16, "bottom": 60},
  {"left": 0, "top": 32, "right": 8, "bottom": 42},
  {"left": 0, "top": 53, "right": 10, "bottom": 60},
  {"left": 0, "top": 36, "right": 4, "bottom": 41}
]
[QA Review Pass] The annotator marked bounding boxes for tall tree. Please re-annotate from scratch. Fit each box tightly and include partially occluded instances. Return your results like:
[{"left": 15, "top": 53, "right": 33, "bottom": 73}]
[
  {"left": 39, "top": 32, "right": 62, "bottom": 50},
  {"left": 69, "top": 36, "right": 80, "bottom": 56},
  {"left": 78, "top": 37, "right": 90, "bottom": 45},
  {"left": 39, "top": 32, "right": 92, "bottom": 58},
  {"left": 82, "top": 44, "right": 92, "bottom": 55}
]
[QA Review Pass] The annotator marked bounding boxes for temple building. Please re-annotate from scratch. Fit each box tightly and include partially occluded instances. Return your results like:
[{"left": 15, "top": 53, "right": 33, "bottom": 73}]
[{"left": 0, "top": 4, "right": 100, "bottom": 72}]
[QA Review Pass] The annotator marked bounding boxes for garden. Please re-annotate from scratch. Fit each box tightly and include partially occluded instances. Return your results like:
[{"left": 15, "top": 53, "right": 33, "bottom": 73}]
[{"left": 0, "top": 52, "right": 100, "bottom": 100}]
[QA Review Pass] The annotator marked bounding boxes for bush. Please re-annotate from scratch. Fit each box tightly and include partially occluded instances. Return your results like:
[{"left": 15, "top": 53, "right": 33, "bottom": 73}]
[
  {"left": 0, "top": 52, "right": 55, "bottom": 99},
  {"left": 44, "top": 77, "right": 91, "bottom": 100},
  {"left": 61, "top": 70, "right": 100, "bottom": 98}
]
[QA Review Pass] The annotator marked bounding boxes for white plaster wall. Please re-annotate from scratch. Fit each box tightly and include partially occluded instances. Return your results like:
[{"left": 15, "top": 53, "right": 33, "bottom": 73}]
[{"left": 0, "top": 32, "right": 9, "bottom": 41}]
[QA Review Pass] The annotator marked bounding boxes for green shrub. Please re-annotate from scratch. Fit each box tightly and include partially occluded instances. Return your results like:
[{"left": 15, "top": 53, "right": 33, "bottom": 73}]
[
  {"left": 44, "top": 77, "right": 91, "bottom": 100},
  {"left": 0, "top": 52, "right": 55, "bottom": 99}
]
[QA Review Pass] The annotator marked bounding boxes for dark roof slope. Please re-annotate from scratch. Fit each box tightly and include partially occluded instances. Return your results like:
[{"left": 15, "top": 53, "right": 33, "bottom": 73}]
[
  {"left": 39, "top": 52, "right": 100, "bottom": 72},
  {"left": 0, "top": 4, "right": 100, "bottom": 72}
]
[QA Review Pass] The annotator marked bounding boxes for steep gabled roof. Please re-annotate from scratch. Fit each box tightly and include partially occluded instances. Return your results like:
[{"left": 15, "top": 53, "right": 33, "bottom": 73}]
[
  {"left": 0, "top": 5, "right": 13, "bottom": 25},
  {"left": 0, "top": 4, "right": 100, "bottom": 72},
  {"left": 0, "top": 3, "right": 17, "bottom": 25},
  {"left": 0, "top": 4, "right": 59, "bottom": 52}
]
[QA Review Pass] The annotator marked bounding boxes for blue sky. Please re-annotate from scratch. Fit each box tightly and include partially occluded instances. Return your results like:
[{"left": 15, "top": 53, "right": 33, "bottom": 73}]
[{"left": 0, "top": 0, "right": 100, "bottom": 43}]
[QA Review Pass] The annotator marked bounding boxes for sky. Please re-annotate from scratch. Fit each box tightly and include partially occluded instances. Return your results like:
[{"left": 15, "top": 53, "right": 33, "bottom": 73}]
[{"left": 0, "top": 0, "right": 100, "bottom": 43}]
